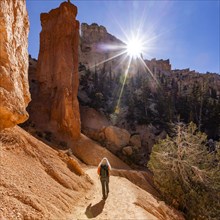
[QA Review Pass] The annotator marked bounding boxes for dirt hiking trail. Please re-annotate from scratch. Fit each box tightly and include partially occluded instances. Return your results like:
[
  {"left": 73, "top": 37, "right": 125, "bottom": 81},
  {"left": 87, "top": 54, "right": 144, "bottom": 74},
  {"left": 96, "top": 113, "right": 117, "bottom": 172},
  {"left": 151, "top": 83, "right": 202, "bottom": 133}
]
[{"left": 69, "top": 168, "right": 183, "bottom": 220}]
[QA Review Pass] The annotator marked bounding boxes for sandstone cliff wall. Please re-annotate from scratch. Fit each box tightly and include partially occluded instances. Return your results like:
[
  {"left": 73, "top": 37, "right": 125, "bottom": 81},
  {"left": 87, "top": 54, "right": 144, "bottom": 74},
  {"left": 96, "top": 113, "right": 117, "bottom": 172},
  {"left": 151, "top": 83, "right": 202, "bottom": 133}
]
[
  {"left": 0, "top": 0, "right": 30, "bottom": 130},
  {"left": 31, "top": 2, "right": 80, "bottom": 140}
]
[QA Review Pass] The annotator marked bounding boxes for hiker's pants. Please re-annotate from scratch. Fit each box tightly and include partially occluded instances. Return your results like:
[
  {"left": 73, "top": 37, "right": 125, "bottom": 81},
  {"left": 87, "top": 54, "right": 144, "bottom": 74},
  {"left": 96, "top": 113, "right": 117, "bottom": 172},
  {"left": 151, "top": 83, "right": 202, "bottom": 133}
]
[{"left": 100, "top": 177, "right": 109, "bottom": 197}]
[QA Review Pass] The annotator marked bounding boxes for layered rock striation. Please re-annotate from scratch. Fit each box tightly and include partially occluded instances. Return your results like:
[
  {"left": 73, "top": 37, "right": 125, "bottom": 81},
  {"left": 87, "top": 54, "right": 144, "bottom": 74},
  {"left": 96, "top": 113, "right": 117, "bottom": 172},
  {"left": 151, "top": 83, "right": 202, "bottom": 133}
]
[
  {"left": 0, "top": 0, "right": 30, "bottom": 130},
  {"left": 30, "top": 2, "right": 80, "bottom": 140}
]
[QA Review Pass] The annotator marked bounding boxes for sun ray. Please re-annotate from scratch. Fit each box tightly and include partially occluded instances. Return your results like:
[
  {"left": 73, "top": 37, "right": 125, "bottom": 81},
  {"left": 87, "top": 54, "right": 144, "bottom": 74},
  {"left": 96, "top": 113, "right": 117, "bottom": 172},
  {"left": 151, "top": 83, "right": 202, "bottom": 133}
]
[
  {"left": 112, "top": 51, "right": 129, "bottom": 72},
  {"left": 139, "top": 57, "right": 159, "bottom": 85},
  {"left": 89, "top": 49, "right": 126, "bottom": 70},
  {"left": 115, "top": 56, "right": 132, "bottom": 114}
]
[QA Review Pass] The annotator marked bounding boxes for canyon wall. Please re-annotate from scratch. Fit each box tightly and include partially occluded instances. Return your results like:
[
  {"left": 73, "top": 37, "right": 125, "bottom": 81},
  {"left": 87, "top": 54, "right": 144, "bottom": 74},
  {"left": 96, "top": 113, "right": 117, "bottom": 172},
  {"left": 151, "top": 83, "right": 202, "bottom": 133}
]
[
  {"left": 30, "top": 2, "right": 80, "bottom": 140},
  {"left": 0, "top": 0, "right": 30, "bottom": 130}
]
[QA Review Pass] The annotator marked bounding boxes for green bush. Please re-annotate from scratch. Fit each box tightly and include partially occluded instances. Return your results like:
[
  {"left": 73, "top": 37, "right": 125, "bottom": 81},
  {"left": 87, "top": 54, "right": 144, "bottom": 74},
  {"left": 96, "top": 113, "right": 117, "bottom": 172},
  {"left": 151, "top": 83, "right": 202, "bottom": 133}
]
[{"left": 148, "top": 122, "right": 220, "bottom": 219}]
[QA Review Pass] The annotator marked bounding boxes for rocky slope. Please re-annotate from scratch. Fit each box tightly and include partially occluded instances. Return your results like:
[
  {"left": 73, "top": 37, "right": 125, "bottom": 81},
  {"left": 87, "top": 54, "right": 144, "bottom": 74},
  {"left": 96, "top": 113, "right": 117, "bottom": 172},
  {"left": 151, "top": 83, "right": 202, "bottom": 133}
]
[
  {"left": 0, "top": 126, "right": 92, "bottom": 219},
  {"left": 0, "top": 0, "right": 30, "bottom": 130},
  {"left": 28, "top": 1, "right": 80, "bottom": 140}
]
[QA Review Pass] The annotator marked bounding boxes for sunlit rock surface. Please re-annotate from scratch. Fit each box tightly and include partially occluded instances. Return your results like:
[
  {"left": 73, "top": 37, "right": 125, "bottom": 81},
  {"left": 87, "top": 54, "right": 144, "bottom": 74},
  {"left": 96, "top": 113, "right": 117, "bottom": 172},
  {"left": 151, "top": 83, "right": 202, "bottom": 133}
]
[{"left": 0, "top": 0, "right": 30, "bottom": 130}]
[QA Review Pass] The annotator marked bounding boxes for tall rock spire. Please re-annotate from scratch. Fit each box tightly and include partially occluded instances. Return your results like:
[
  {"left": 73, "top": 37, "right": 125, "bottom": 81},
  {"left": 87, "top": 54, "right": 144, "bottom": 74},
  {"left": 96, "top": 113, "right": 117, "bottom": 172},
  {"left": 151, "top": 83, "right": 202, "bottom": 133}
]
[{"left": 32, "top": 2, "right": 80, "bottom": 140}]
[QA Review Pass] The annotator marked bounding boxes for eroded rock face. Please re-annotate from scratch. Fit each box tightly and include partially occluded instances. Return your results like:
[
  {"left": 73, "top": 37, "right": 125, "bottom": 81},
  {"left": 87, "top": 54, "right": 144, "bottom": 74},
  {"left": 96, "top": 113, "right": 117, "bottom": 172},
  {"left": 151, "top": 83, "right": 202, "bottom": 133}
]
[
  {"left": 30, "top": 2, "right": 80, "bottom": 140},
  {"left": 0, "top": 0, "right": 30, "bottom": 130}
]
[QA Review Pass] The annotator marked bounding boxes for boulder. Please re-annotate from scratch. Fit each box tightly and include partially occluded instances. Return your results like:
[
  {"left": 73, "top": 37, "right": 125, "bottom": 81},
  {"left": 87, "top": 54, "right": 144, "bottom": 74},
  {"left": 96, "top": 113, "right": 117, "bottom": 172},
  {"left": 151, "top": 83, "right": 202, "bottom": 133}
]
[
  {"left": 28, "top": 2, "right": 80, "bottom": 140},
  {"left": 130, "top": 134, "right": 142, "bottom": 149},
  {"left": 104, "top": 126, "right": 130, "bottom": 148},
  {"left": 80, "top": 106, "right": 110, "bottom": 131},
  {"left": 0, "top": 0, "right": 30, "bottom": 130},
  {"left": 122, "top": 146, "right": 133, "bottom": 156}
]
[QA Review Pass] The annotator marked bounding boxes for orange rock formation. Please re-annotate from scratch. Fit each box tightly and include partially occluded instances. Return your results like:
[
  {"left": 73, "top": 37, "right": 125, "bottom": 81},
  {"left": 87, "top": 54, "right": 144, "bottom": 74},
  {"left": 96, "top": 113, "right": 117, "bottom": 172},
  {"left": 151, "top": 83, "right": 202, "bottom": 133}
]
[
  {"left": 30, "top": 2, "right": 80, "bottom": 140},
  {"left": 0, "top": 0, "right": 30, "bottom": 130}
]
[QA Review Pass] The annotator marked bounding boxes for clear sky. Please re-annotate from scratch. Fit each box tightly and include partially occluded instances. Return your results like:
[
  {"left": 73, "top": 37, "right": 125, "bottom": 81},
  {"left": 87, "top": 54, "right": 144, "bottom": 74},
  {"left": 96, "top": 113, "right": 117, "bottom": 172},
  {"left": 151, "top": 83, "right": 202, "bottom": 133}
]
[{"left": 27, "top": 0, "right": 220, "bottom": 74}]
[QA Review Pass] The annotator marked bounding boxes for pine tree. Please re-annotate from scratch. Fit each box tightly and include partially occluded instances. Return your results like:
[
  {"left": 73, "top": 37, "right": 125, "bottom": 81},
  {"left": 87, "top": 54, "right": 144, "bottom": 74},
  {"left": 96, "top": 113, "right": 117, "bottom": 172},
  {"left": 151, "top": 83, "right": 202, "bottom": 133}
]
[{"left": 148, "top": 122, "right": 220, "bottom": 219}]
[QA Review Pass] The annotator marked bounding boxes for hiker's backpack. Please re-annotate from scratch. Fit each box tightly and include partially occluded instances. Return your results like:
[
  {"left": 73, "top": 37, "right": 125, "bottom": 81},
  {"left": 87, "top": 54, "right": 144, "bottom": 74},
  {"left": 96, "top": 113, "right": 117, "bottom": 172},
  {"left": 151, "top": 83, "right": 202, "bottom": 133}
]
[{"left": 100, "top": 164, "right": 109, "bottom": 178}]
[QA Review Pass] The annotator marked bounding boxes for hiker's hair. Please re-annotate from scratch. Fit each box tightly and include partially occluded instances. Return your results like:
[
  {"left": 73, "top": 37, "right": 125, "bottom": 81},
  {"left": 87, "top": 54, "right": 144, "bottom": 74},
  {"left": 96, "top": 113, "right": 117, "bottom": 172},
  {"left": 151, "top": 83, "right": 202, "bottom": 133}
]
[{"left": 98, "top": 157, "right": 112, "bottom": 169}]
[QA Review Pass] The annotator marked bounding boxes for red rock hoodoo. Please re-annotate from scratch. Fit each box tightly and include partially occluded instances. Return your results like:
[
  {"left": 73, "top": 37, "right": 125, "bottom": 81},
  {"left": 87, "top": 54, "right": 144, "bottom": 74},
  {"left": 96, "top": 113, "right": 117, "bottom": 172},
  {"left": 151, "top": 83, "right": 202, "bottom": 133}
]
[
  {"left": 30, "top": 2, "right": 80, "bottom": 140},
  {"left": 0, "top": 0, "right": 30, "bottom": 130}
]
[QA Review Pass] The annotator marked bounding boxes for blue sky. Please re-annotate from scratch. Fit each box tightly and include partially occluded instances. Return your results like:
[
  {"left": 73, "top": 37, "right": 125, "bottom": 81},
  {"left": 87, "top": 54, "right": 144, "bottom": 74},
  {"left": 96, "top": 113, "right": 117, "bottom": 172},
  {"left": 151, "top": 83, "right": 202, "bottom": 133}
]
[{"left": 27, "top": 0, "right": 220, "bottom": 73}]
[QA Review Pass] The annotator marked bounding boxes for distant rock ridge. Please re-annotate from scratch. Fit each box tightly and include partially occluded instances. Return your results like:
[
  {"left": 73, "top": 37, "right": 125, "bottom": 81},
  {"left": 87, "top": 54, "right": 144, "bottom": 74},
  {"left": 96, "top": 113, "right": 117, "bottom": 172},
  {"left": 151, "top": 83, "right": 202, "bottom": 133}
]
[
  {"left": 0, "top": 0, "right": 30, "bottom": 130},
  {"left": 79, "top": 22, "right": 126, "bottom": 72},
  {"left": 145, "top": 58, "right": 172, "bottom": 72},
  {"left": 28, "top": 2, "right": 81, "bottom": 140}
]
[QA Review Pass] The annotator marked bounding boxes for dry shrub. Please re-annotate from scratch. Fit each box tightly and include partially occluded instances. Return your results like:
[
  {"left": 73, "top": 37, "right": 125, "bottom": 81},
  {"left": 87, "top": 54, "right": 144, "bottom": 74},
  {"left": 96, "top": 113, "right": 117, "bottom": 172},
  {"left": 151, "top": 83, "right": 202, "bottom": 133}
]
[{"left": 149, "top": 123, "right": 220, "bottom": 219}]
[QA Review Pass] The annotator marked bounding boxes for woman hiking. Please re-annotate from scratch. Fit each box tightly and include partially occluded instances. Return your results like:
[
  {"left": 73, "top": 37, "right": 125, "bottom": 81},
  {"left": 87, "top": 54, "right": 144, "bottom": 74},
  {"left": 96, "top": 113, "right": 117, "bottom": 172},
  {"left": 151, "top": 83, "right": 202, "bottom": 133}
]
[{"left": 97, "top": 157, "right": 111, "bottom": 199}]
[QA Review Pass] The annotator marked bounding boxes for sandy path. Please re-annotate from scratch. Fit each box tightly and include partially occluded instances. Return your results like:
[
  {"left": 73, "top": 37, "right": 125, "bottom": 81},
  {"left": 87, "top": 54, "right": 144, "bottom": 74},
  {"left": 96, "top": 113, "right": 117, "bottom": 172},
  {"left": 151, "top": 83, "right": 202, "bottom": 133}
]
[{"left": 69, "top": 168, "right": 157, "bottom": 220}]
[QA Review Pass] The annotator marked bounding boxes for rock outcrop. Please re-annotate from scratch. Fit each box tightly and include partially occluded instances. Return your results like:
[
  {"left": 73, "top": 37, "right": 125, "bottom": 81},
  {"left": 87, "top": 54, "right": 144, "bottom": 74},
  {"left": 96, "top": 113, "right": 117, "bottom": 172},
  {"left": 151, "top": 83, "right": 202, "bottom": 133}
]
[
  {"left": 29, "top": 2, "right": 80, "bottom": 140},
  {"left": 79, "top": 23, "right": 126, "bottom": 73},
  {"left": 81, "top": 23, "right": 109, "bottom": 44},
  {"left": 0, "top": 0, "right": 30, "bottom": 130},
  {"left": 145, "top": 58, "right": 172, "bottom": 73}
]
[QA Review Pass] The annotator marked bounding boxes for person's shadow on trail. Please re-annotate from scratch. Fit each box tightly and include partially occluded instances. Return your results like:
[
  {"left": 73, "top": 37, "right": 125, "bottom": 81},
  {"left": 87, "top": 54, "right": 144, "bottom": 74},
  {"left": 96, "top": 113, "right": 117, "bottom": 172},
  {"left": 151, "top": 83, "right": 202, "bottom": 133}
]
[{"left": 85, "top": 199, "right": 106, "bottom": 218}]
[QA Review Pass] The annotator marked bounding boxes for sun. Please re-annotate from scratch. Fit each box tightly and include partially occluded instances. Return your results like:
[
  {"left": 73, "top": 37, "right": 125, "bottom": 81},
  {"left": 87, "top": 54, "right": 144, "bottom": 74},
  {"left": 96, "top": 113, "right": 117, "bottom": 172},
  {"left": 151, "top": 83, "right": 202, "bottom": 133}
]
[{"left": 126, "top": 37, "right": 144, "bottom": 59}]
